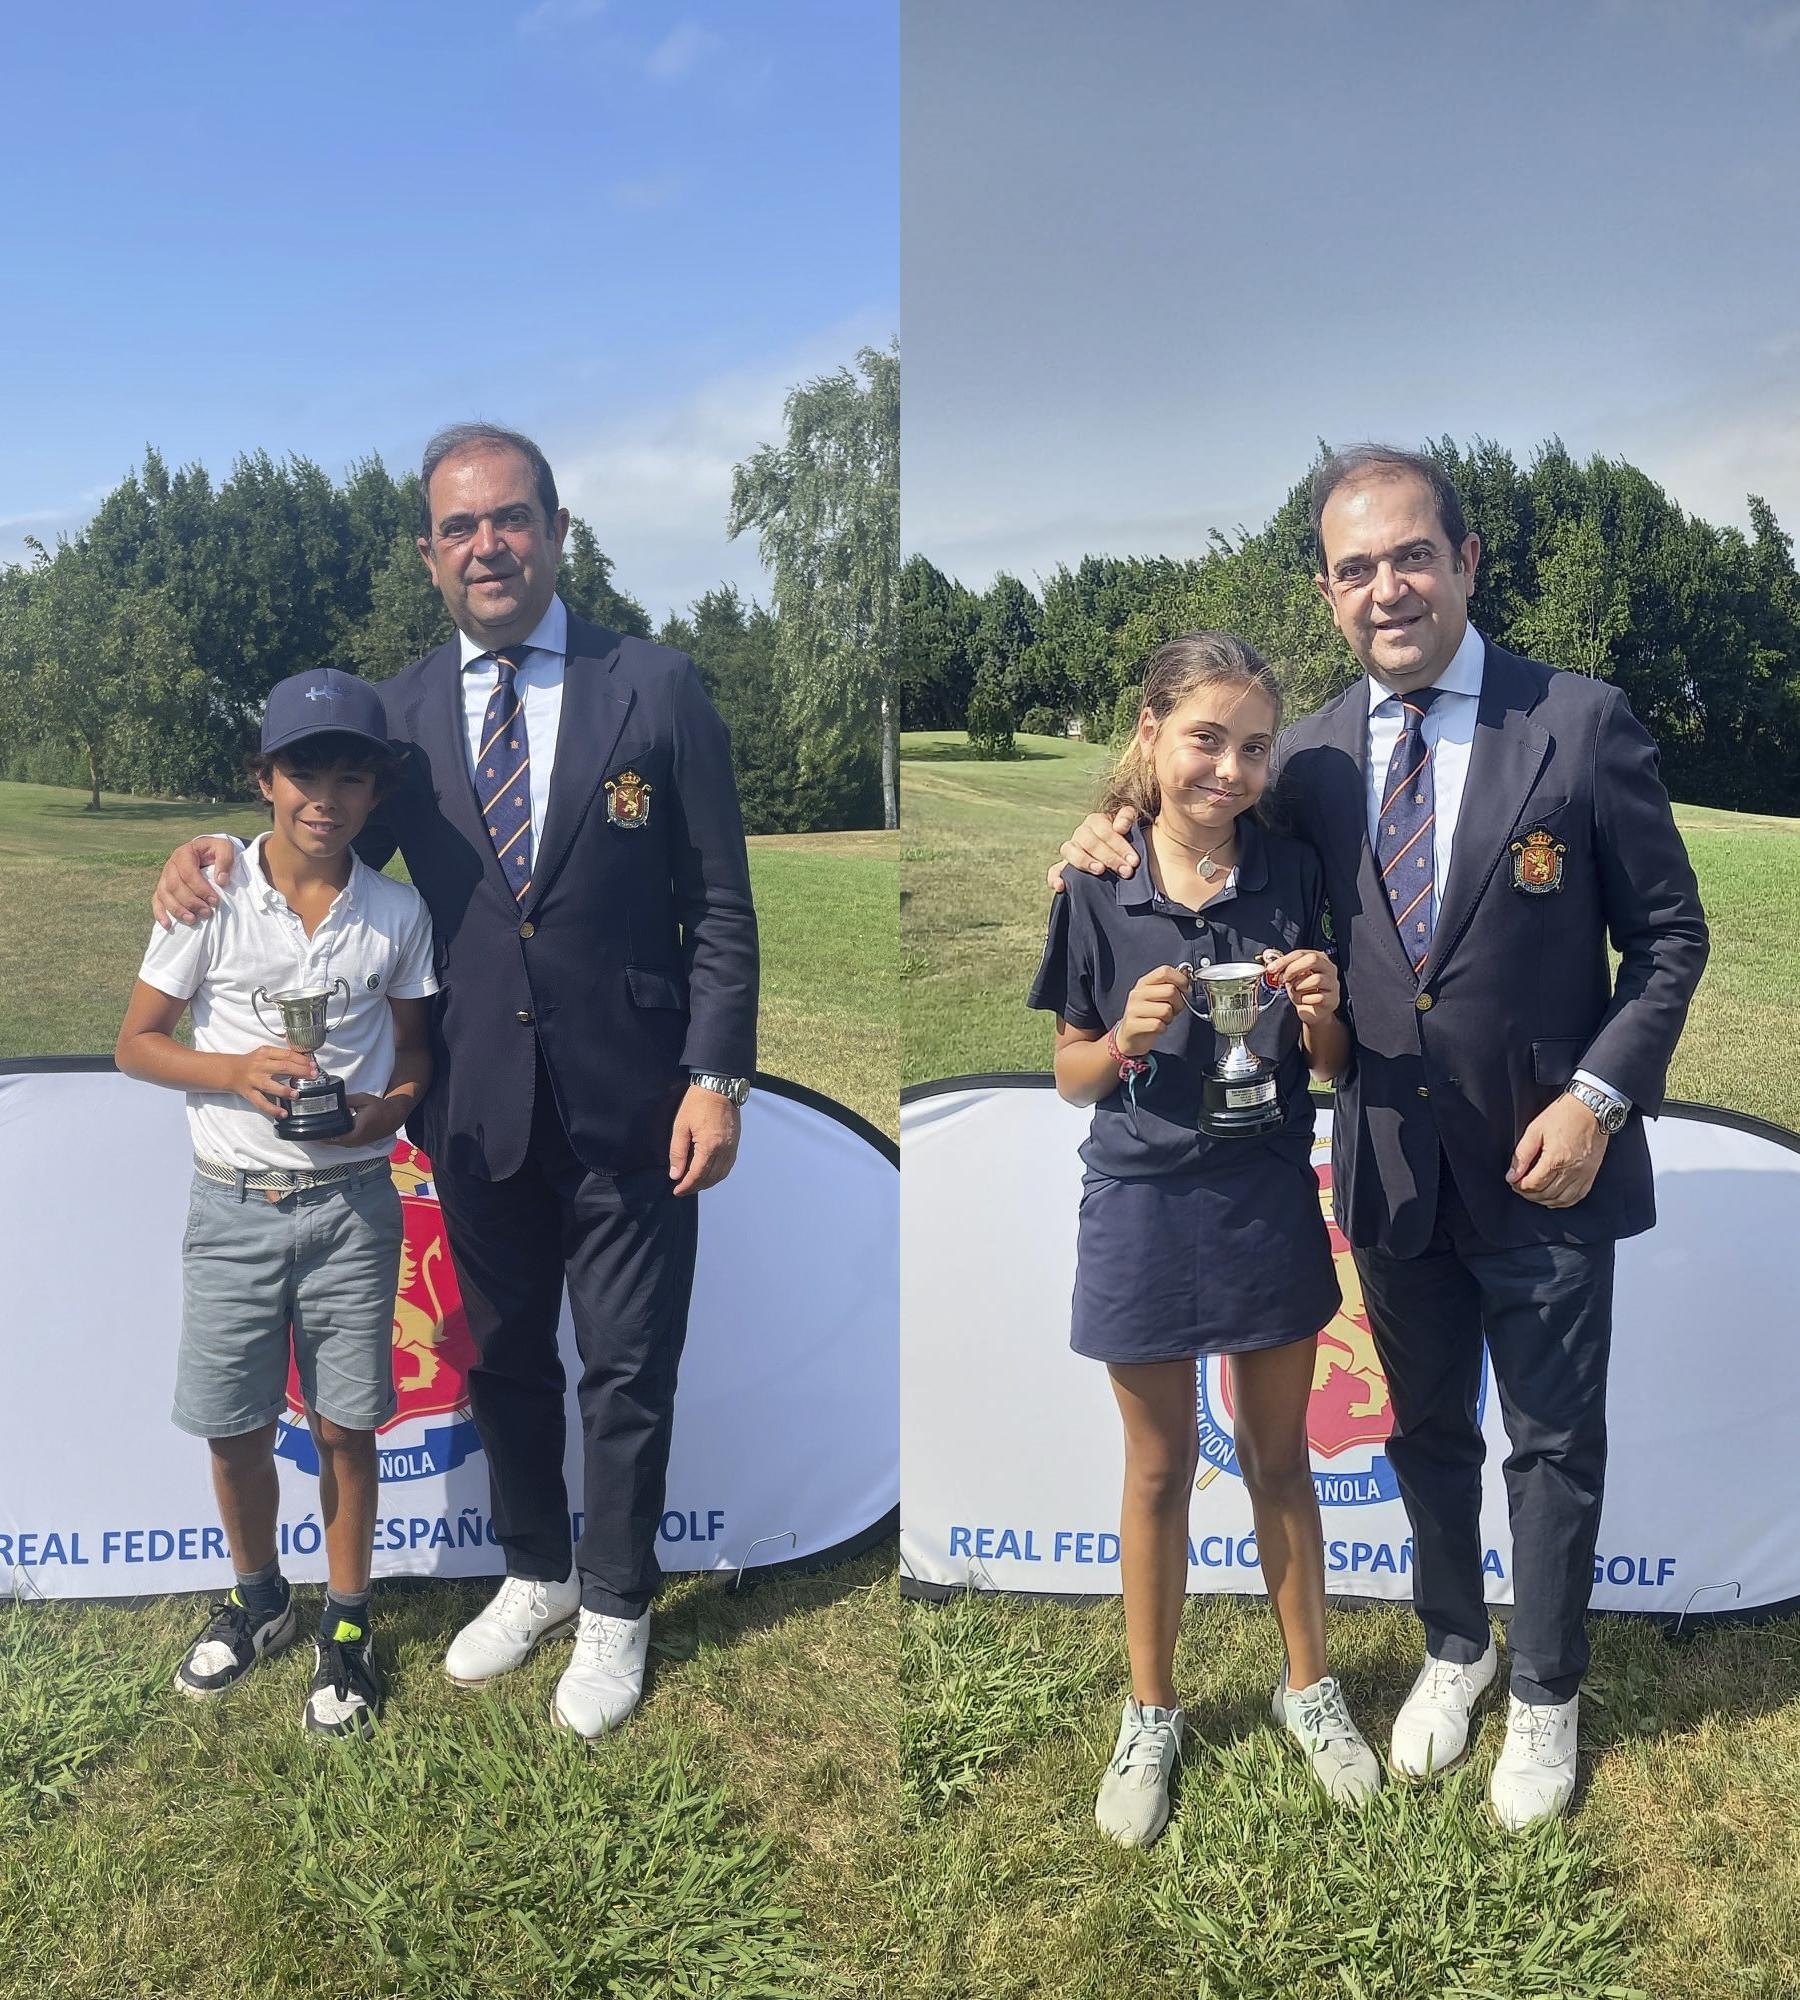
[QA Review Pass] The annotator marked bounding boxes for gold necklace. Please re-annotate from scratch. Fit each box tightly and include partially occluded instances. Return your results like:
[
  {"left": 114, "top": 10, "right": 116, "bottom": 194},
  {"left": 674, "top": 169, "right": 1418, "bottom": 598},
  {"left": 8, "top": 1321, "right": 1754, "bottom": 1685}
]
[{"left": 1155, "top": 819, "right": 1237, "bottom": 882}]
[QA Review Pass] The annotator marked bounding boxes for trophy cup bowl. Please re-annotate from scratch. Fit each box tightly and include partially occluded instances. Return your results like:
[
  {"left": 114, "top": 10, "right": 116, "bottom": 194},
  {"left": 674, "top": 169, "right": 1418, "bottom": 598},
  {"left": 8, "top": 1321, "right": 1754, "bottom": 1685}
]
[
  {"left": 252, "top": 979, "right": 354, "bottom": 1141},
  {"left": 1180, "top": 959, "right": 1290, "bottom": 1139}
]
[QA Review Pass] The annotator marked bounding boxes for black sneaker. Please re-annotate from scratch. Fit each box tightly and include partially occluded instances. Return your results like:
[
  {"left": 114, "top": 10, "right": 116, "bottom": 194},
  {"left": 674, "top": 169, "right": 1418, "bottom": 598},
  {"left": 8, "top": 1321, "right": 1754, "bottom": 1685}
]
[
  {"left": 174, "top": 1586, "right": 297, "bottom": 1697},
  {"left": 304, "top": 1625, "right": 384, "bottom": 1737}
]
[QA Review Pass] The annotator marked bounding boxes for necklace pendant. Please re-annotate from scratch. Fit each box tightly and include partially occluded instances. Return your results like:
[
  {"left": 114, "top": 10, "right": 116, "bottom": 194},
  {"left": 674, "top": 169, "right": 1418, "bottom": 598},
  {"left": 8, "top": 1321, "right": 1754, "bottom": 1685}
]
[{"left": 1197, "top": 856, "right": 1219, "bottom": 881}]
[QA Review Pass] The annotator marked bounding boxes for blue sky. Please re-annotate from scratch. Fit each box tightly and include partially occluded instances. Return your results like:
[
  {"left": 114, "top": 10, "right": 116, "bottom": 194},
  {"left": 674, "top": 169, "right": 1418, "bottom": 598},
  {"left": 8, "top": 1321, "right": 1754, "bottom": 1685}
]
[
  {"left": 0, "top": 0, "right": 896, "bottom": 621},
  {"left": 903, "top": 0, "right": 1800, "bottom": 591}
]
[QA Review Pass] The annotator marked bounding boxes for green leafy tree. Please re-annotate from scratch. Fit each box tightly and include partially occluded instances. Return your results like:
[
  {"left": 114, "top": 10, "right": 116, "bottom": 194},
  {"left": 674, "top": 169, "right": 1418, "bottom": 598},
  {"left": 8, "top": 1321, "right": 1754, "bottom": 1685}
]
[
  {"left": 729, "top": 341, "right": 898, "bottom": 829},
  {"left": 560, "top": 518, "right": 652, "bottom": 638},
  {"left": 348, "top": 529, "right": 452, "bottom": 681}
]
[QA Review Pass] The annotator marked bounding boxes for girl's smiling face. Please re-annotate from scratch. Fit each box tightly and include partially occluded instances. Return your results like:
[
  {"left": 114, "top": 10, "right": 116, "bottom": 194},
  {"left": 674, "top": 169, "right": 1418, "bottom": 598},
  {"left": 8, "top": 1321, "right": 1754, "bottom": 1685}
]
[{"left": 1142, "top": 682, "right": 1276, "bottom": 838}]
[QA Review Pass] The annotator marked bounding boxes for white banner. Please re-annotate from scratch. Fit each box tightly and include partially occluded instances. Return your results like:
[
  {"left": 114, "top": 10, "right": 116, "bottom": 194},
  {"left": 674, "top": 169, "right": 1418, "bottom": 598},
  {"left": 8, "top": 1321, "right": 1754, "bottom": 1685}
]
[
  {"left": 901, "top": 1080, "right": 1800, "bottom": 1618},
  {"left": 0, "top": 1067, "right": 896, "bottom": 1599}
]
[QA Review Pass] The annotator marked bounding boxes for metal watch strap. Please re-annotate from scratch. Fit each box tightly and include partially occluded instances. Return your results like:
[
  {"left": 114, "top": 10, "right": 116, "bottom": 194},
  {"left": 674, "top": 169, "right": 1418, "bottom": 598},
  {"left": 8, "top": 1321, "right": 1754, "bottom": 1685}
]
[
  {"left": 1564, "top": 1080, "right": 1628, "bottom": 1133},
  {"left": 690, "top": 1071, "right": 750, "bottom": 1105}
]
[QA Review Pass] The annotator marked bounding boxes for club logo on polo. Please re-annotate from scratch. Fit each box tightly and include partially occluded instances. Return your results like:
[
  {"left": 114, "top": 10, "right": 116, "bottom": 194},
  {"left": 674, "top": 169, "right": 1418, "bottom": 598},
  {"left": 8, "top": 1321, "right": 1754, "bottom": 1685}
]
[
  {"left": 606, "top": 769, "right": 652, "bottom": 829},
  {"left": 1510, "top": 826, "right": 1567, "bottom": 893},
  {"left": 274, "top": 1141, "right": 483, "bottom": 1485},
  {"left": 1193, "top": 1142, "right": 1489, "bottom": 1509}
]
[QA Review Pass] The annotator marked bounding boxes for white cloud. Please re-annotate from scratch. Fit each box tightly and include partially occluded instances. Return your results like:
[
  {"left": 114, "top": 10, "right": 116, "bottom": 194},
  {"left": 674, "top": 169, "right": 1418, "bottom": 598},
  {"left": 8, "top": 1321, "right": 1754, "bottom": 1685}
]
[
  {"left": 517, "top": 0, "right": 606, "bottom": 36},
  {"left": 549, "top": 315, "right": 894, "bottom": 621},
  {"left": 0, "top": 497, "right": 110, "bottom": 569},
  {"left": 645, "top": 20, "right": 723, "bottom": 80}
]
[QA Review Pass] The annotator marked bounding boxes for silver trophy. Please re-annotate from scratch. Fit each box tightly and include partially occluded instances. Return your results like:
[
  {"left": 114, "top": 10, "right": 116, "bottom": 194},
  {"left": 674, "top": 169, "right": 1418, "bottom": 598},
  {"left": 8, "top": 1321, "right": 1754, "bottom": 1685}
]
[
  {"left": 251, "top": 979, "right": 353, "bottom": 1140},
  {"left": 1179, "top": 959, "right": 1290, "bottom": 1138}
]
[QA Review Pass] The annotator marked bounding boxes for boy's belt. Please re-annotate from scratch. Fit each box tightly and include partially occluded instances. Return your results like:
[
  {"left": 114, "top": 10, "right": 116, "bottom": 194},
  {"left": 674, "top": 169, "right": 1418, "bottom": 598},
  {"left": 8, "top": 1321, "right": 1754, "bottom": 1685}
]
[{"left": 193, "top": 1154, "right": 390, "bottom": 1196}]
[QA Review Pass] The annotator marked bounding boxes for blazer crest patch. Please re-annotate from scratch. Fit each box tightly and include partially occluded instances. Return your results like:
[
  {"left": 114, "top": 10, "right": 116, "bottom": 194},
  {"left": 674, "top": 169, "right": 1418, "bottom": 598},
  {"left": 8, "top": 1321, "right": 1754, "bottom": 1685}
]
[
  {"left": 1510, "top": 826, "right": 1566, "bottom": 893},
  {"left": 606, "top": 769, "right": 652, "bottom": 830}
]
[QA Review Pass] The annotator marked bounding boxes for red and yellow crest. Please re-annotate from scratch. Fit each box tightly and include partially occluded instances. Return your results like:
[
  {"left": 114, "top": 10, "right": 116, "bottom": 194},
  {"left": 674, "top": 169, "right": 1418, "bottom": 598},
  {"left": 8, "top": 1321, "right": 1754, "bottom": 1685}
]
[
  {"left": 1509, "top": 826, "right": 1566, "bottom": 894},
  {"left": 284, "top": 1140, "right": 478, "bottom": 1433},
  {"left": 606, "top": 769, "right": 652, "bottom": 830}
]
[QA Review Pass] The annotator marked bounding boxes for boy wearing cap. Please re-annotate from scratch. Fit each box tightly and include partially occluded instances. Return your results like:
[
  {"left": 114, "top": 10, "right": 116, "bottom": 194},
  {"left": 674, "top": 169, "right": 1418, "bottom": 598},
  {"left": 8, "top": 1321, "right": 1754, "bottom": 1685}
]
[{"left": 115, "top": 669, "right": 437, "bottom": 1736}]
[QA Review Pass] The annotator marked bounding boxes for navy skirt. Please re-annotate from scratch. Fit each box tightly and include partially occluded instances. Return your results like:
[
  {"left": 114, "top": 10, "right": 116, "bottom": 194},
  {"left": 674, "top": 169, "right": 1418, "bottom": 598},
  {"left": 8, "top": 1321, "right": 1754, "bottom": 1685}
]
[{"left": 1071, "top": 1153, "right": 1341, "bottom": 1364}]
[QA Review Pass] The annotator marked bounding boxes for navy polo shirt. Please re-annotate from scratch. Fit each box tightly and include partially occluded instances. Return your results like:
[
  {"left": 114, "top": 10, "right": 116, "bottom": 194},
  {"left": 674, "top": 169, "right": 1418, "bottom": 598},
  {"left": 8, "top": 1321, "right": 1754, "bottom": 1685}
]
[{"left": 1029, "top": 816, "right": 1335, "bottom": 1179}]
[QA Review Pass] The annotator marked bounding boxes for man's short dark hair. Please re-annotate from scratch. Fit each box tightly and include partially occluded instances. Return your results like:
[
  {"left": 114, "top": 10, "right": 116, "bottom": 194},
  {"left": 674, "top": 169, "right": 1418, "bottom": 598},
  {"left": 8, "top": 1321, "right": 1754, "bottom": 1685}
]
[
  {"left": 1310, "top": 444, "right": 1471, "bottom": 569},
  {"left": 246, "top": 729, "right": 407, "bottom": 801},
  {"left": 419, "top": 423, "right": 560, "bottom": 540}
]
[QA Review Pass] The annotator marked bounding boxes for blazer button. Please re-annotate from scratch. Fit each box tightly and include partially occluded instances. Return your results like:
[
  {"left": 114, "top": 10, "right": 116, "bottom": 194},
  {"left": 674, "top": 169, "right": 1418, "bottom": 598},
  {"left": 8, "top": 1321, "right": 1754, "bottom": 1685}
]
[
  {"left": 519, "top": 921, "right": 535, "bottom": 939},
  {"left": 516, "top": 1010, "right": 535, "bottom": 1025},
  {"left": 1415, "top": 993, "right": 1433, "bottom": 1012},
  {"left": 1416, "top": 1085, "right": 1430, "bottom": 1098}
]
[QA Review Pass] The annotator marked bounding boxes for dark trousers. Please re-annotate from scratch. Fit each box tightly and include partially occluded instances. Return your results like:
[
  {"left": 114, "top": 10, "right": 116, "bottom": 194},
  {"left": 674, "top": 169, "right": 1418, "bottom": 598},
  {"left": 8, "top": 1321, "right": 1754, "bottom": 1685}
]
[
  {"left": 432, "top": 1055, "right": 699, "bottom": 1618},
  {"left": 1354, "top": 1159, "right": 1614, "bottom": 1704}
]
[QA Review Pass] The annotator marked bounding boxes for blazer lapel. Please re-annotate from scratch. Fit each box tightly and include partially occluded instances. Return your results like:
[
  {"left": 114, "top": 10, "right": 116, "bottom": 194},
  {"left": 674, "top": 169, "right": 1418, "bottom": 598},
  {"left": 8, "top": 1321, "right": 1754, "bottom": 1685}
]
[
  {"left": 1428, "top": 641, "right": 1550, "bottom": 980},
  {"left": 526, "top": 618, "right": 632, "bottom": 915},
  {"left": 1311, "top": 685, "right": 1419, "bottom": 988}
]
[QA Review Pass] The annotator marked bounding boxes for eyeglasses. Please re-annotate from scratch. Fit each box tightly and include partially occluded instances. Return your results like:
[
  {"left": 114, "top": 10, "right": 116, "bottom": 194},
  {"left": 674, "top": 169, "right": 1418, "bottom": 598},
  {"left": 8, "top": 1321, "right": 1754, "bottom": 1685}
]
[{"left": 1327, "top": 546, "right": 1454, "bottom": 593}]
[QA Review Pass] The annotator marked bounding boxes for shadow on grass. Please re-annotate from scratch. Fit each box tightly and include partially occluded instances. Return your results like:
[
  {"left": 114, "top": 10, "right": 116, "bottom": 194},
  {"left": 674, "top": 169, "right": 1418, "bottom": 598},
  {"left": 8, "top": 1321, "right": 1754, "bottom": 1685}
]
[
  {"left": 30, "top": 801, "right": 255, "bottom": 824},
  {"left": 902, "top": 742, "right": 1062, "bottom": 764}
]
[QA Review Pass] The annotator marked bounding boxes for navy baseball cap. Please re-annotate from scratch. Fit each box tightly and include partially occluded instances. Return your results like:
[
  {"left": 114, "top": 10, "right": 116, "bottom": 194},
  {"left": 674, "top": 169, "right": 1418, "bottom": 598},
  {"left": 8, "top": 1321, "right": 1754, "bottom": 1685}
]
[{"left": 260, "top": 669, "right": 394, "bottom": 757}]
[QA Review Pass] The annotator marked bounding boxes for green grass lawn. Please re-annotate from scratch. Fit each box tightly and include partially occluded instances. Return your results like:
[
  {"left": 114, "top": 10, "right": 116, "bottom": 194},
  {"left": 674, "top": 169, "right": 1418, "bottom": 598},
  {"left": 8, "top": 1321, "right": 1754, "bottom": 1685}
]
[
  {"left": 0, "top": 779, "right": 898, "bottom": 1999},
  {"left": 898, "top": 730, "right": 1800, "bottom": 2000}
]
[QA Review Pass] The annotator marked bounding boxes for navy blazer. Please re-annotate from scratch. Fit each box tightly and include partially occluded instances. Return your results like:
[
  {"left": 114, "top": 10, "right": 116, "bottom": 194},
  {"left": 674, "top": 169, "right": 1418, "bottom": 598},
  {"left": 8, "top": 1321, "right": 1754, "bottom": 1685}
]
[
  {"left": 1273, "top": 639, "right": 1707, "bottom": 1256},
  {"left": 357, "top": 615, "right": 759, "bottom": 1181}
]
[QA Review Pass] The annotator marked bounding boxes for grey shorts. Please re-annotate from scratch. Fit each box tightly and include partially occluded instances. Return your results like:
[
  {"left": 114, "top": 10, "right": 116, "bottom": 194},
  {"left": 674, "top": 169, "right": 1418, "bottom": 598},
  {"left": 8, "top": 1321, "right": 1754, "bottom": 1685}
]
[{"left": 174, "top": 1164, "right": 403, "bottom": 1440}]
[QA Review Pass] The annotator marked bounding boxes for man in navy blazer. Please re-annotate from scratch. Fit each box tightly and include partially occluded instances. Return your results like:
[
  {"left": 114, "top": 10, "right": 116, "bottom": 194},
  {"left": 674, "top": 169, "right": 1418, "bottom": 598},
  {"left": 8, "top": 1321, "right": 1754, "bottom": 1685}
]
[
  {"left": 1058, "top": 446, "right": 1706, "bottom": 1828},
  {"left": 156, "top": 423, "right": 758, "bottom": 1737}
]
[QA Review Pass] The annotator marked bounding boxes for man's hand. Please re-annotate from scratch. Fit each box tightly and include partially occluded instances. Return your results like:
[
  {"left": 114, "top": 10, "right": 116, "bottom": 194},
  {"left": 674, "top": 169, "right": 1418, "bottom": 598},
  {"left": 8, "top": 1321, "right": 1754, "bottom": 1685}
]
[
  {"left": 154, "top": 837, "right": 241, "bottom": 928},
  {"left": 1261, "top": 948, "right": 1340, "bottom": 1028},
  {"left": 322, "top": 1093, "right": 401, "bottom": 1149},
  {"left": 1114, "top": 964, "right": 1192, "bottom": 1059},
  {"left": 669, "top": 1085, "right": 741, "bottom": 1196},
  {"left": 1049, "top": 807, "right": 1140, "bottom": 893},
  {"left": 230, "top": 1046, "right": 314, "bottom": 1122},
  {"left": 1508, "top": 1094, "right": 1609, "bottom": 1208}
]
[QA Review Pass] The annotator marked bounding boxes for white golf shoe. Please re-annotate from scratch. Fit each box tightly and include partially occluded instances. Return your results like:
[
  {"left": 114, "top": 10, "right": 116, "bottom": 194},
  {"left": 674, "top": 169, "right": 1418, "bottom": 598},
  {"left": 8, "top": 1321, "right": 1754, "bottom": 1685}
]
[
  {"left": 1388, "top": 1639, "right": 1499, "bottom": 1780},
  {"left": 443, "top": 1573, "right": 580, "bottom": 1687},
  {"left": 1489, "top": 1693, "right": 1579, "bottom": 1831},
  {"left": 1094, "top": 1697, "right": 1185, "bottom": 1847},
  {"left": 552, "top": 1609, "right": 650, "bottom": 1739},
  {"left": 1273, "top": 1673, "right": 1382, "bottom": 1807}
]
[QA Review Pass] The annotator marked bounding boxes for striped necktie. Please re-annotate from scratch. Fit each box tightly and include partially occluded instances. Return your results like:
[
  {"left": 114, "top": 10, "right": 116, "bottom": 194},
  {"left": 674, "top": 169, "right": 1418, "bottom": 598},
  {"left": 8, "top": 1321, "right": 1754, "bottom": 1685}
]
[
  {"left": 1376, "top": 686, "right": 1445, "bottom": 978},
  {"left": 478, "top": 649, "right": 532, "bottom": 901}
]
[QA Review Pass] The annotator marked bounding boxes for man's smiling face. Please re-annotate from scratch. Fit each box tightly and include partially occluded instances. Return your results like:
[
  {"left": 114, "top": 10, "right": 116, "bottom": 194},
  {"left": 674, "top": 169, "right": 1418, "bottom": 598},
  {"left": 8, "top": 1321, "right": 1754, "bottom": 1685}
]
[
  {"left": 1314, "top": 470, "right": 1480, "bottom": 693},
  {"left": 418, "top": 443, "right": 569, "bottom": 650}
]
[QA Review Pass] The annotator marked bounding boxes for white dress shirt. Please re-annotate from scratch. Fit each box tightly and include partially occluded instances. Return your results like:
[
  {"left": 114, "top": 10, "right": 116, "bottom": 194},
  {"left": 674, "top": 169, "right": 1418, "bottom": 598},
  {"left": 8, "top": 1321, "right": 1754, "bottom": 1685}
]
[
  {"left": 1361, "top": 621, "right": 1625, "bottom": 1110},
  {"left": 458, "top": 593, "right": 569, "bottom": 848}
]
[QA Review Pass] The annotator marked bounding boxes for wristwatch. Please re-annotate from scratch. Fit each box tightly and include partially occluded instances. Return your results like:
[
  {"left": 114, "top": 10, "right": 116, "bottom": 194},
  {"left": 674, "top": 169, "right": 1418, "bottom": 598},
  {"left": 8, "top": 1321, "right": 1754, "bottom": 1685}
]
[
  {"left": 1564, "top": 1080, "right": 1629, "bottom": 1134},
  {"left": 690, "top": 1071, "right": 751, "bottom": 1106}
]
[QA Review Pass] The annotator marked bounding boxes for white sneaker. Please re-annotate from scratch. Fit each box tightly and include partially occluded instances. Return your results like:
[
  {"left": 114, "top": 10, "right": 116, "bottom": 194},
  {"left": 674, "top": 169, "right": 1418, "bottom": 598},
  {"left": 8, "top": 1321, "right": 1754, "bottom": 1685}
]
[
  {"left": 1273, "top": 1673, "right": 1382, "bottom": 1807},
  {"left": 1489, "top": 1693, "right": 1579, "bottom": 1831},
  {"left": 552, "top": 1609, "right": 650, "bottom": 1738},
  {"left": 1388, "top": 1639, "right": 1499, "bottom": 1780},
  {"left": 443, "top": 1573, "right": 580, "bottom": 1686},
  {"left": 1095, "top": 1697, "right": 1185, "bottom": 1847}
]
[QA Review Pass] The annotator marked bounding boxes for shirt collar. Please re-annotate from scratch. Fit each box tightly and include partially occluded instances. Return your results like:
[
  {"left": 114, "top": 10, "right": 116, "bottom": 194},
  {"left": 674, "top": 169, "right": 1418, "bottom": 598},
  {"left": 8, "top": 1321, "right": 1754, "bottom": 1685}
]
[
  {"left": 247, "top": 829, "right": 360, "bottom": 919},
  {"left": 1364, "top": 619, "right": 1486, "bottom": 716},
  {"left": 457, "top": 593, "right": 569, "bottom": 671},
  {"left": 1115, "top": 812, "right": 1269, "bottom": 907}
]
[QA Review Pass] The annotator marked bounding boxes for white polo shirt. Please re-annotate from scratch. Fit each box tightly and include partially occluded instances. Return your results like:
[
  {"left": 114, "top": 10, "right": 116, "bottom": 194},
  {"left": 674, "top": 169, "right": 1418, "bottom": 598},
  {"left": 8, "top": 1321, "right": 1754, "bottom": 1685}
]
[{"left": 138, "top": 833, "right": 438, "bottom": 1172}]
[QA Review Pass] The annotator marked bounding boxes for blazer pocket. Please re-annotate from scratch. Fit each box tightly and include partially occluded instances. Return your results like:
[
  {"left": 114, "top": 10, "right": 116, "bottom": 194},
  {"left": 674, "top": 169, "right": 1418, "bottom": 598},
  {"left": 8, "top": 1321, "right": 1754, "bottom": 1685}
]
[
  {"left": 1531, "top": 1037, "right": 1586, "bottom": 1086},
  {"left": 627, "top": 965, "right": 689, "bottom": 1010},
  {"left": 1508, "top": 795, "right": 1570, "bottom": 838}
]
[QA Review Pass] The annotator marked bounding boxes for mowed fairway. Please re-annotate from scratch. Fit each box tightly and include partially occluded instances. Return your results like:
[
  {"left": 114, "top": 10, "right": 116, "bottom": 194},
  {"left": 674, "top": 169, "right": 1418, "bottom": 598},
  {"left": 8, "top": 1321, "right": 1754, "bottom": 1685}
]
[
  {"left": 0, "top": 781, "right": 900, "bottom": 2000},
  {"left": 899, "top": 731, "right": 1800, "bottom": 2000}
]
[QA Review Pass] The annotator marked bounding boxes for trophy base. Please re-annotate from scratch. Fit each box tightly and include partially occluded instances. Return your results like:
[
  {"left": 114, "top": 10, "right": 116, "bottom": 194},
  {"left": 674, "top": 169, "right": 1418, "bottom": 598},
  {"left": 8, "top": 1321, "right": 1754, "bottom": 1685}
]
[
  {"left": 1198, "top": 1069, "right": 1284, "bottom": 1139},
  {"left": 274, "top": 1077, "right": 354, "bottom": 1143}
]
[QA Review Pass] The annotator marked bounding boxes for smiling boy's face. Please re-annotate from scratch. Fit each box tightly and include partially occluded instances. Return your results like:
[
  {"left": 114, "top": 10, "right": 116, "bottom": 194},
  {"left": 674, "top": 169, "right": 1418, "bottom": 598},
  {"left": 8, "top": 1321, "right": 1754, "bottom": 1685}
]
[{"left": 259, "top": 746, "right": 382, "bottom": 865}]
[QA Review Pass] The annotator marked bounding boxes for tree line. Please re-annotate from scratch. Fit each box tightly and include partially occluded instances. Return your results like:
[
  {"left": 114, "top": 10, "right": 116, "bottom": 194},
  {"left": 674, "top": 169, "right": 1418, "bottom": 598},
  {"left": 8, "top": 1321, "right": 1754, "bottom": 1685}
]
[
  {"left": 0, "top": 352, "right": 898, "bottom": 834},
  {"left": 901, "top": 437, "right": 1800, "bottom": 815}
]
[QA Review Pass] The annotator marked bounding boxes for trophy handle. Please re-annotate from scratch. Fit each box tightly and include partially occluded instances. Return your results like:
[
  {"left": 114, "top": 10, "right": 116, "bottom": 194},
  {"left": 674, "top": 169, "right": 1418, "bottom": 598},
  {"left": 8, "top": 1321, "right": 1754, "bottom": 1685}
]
[
  {"left": 326, "top": 976, "right": 351, "bottom": 1036},
  {"left": 1176, "top": 962, "right": 1212, "bottom": 1022},
  {"left": 1260, "top": 971, "right": 1291, "bottom": 1009},
  {"left": 250, "top": 987, "right": 282, "bottom": 1041}
]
